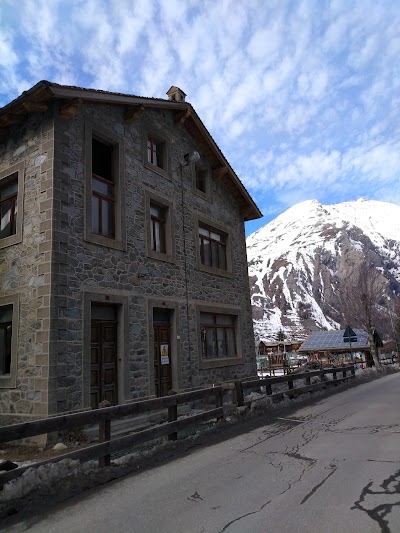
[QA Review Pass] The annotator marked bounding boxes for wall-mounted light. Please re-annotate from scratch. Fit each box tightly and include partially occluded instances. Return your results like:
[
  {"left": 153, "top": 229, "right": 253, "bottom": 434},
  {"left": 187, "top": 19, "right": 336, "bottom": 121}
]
[{"left": 183, "top": 151, "right": 200, "bottom": 166}]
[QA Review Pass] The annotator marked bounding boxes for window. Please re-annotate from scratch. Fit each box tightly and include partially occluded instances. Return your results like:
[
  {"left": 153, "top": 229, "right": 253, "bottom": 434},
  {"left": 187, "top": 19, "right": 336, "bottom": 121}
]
[
  {"left": 147, "top": 135, "right": 165, "bottom": 170},
  {"left": 0, "top": 305, "right": 12, "bottom": 375},
  {"left": 85, "top": 122, "right": 126, "bottom": 251},
  {"left": 143, "top": 127, "right": 170, "bottom": 179},
  {"left": 0, "top": 162, "right": 24, "bottom": 250},
  {"left": 145, "top": 191, "right": 175, "bottom": 263},
  {"left": 195, "top": 165, "right": 207, "bottom": 193},
  {"left": 200, "top": 313, "right": 237, "bottom": 359},
  {"left": 150, "top": 202, "right": 166, "bottom": 253},
  {"left": 199, "top": 224, "right": 227, "bottom": 270},
  {"left": 0, "top": 295, "right": 18, "bottom": 388},
  {"left": 92, "top": 138, "right": 115, "bottom": 238},
  {"left": 0, "top": 173, "right": 17, "bottom": 240}
]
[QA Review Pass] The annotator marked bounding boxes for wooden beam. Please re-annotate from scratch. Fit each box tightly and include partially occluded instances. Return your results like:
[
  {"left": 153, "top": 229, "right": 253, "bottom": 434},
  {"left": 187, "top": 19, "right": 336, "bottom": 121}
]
[
  {"left": 124, "top": 105, "right": 145, "bottom": 123},
  {"left": 0, "top": 114, "right": 24, "bottom": 126},
  {"left": 22, "top": 102, "right": 48, "bottom": 113},
  {"left": 212, "top": 166, "right": 228, "bottom": 179},
  {"left": 174, "top": 108, "right": 191, "bottom": 125},
  {"left": 59, "top": 98, "right": 82, "bottom": 119}
]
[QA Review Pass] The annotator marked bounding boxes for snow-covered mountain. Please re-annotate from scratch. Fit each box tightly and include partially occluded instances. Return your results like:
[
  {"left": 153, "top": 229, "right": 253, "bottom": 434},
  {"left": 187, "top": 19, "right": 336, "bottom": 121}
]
[{"left": 247, "top": 199, "right": 400, "bottom": 341}]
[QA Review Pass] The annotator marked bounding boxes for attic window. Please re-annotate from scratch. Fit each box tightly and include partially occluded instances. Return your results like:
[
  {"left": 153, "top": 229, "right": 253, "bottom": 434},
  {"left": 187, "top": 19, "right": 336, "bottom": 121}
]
[
  {"left": 147, "top": 135, "right": 166, "bottom": 170},
  {"left": 195, "top": 166, "right": 207, "bottom": 193}
]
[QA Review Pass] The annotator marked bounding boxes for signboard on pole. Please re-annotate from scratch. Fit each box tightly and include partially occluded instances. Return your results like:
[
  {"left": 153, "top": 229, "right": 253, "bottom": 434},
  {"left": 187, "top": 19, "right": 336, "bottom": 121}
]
[{"left": 343, "top": 326, "right": 357, "bottom": 343}]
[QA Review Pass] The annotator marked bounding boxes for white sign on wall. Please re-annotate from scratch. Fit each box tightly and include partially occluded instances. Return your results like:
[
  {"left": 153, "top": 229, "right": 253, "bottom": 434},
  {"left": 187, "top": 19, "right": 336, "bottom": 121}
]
[{"left": 160, "top": 344, "right": 169, "bottom": 365}]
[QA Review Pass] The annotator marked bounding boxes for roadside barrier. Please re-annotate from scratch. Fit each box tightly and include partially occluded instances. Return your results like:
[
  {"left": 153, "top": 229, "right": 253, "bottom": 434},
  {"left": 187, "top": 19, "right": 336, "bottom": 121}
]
[{"left": 0, "top": 364, "right": 354, "bottom": 489}]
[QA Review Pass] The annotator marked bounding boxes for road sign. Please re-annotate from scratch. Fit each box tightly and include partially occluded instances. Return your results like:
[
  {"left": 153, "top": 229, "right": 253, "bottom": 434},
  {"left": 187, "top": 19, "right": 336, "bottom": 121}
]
[{"left": 343, "top": 326, "right": 357, "bottom": 343}]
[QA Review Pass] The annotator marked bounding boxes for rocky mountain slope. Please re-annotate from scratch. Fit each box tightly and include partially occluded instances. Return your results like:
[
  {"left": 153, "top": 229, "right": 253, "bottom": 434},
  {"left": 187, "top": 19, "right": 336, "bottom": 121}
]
[{"left": 246, "top": 199, "right": 400, "bottom": 341}]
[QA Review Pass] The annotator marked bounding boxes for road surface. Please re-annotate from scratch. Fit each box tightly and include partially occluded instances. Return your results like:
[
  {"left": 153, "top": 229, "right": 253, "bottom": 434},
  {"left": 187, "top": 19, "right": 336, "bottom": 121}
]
[{"left": 6, "top": 372, "right": 400, "bottom": 532}]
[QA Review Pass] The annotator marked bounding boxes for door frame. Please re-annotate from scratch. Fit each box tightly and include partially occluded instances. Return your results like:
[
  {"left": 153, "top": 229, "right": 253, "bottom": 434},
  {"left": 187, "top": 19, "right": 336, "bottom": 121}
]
[
  {"left": 83, "top": 291, "right": 129, "bottom": 409},
  {"left": 148, "top": 299, "right": 179, "bottom": 397}
]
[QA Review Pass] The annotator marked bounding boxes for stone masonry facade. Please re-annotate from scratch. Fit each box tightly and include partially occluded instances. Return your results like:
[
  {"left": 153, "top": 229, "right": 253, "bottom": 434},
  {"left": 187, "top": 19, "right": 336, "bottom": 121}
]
[{"left": 0, "top": 82, "right": 260, "bottom": 424}]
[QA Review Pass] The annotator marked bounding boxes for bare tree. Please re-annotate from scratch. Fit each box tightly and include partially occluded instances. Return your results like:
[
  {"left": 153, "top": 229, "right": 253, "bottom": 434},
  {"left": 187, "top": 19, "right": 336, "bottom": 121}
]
[
  {"left": 339, "top": 262, "right": 386, "bottom": 369},
  {"left": 394, "top": 297, "right": 400, "bottom": 351}
]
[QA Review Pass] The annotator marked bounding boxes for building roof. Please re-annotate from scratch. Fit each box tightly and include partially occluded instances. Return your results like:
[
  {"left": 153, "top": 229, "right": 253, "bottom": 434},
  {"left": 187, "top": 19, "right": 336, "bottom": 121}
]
[
  {"left": 298, "top": 329, "right": 370, "bottom": 352},
  {"left": 0, "top": 81, "right": 262, "bottom": 221}
]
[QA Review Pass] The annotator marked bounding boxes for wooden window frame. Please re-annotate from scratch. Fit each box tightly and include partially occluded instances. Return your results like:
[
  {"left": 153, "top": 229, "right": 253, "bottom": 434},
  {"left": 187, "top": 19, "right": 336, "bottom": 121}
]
[
  {"left": 143, "top": 126, "right": 170, "bottom": 179},
  {"left": 150, "top": 201, "right": 167, "bottom": 253},
  {"left": 0, "top": 295, "right": 19, "bottom": 388},
  {"left": 199, "top": 223, "right": 227, "bottom": 270},
  {"left": 91, "top": 160, "right": 116, "bottom": 240},
  {"left": 197, "top": 304, "right": 243, "bottom": 369},
  {"left": 147, "top": 136, "right": 165, "bottom": 170},
  {"left": 200, "top": 313, "right": 237, "bottom": 359},
  {"left": 0, "top": 311, "right": 12, "bottom": 376},
  {"left": 0, "top": 162, "right": 24, "bottom": 250},
  {"left": 195, "top": 166, "right": 206, "bottom": 192},
  {"left": 0, "top": 174, "right": 17, "bottom": 240},
  {"left": 191, "top": 161, "right": 211, "bottom": 199},
  {"left": 85, "top": 121, "right": 126, "bottom": 251},
  {"left": 145, "top": 190, "right": 175, "bottom": 264},
  {"left": 196, "top": 217, "right": 232, "bottom": 277}
]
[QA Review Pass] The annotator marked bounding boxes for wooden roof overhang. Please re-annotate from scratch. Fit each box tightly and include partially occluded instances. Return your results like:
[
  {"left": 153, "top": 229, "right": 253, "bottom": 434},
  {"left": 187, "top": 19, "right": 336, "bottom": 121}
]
[{"left": 0, "top": 81, "right": 262, "bottom": 222}]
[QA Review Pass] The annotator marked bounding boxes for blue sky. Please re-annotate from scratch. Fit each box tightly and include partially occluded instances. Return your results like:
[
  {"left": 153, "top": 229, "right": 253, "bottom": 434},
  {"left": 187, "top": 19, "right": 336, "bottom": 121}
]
[{"left": 1, "top": 0, "right": 399, "bottom": 236}]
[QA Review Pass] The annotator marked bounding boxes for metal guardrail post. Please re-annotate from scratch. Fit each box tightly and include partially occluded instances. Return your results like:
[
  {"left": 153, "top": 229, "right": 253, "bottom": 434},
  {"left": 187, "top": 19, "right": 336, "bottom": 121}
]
[
  {"left": 167, "top": 390, "right": 178, "bottom": 441},
  {"left": 98, "top": 400, "right": 111, "bottom": 467}
]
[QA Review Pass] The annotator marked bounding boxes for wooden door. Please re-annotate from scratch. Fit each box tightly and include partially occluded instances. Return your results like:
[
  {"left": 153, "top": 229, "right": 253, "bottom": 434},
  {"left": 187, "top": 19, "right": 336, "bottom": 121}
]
[
  {"left": 91, "top": 320, "right": 118, "bottom": 408},
  {"left": 153, "top": 313, "right": 172, "bottom": 397}
]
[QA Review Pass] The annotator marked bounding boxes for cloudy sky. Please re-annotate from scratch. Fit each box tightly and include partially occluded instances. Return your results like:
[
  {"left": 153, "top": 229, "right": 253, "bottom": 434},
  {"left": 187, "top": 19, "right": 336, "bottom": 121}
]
[{"left": 1, "top": 0, "right": 399, "bottom": 235}]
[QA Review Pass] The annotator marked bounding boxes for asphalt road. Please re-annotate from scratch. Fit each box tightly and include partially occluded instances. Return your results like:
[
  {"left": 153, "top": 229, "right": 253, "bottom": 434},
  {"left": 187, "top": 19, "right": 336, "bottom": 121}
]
[{"left": 6, "top": 372, "right": 400, "bottom": 533}]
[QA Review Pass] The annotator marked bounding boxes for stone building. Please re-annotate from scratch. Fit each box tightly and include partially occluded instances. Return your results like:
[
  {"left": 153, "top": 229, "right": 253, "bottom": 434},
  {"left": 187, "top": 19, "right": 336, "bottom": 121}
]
[{"left": 0, "top": 81, "right": 261, "bottom": 425}]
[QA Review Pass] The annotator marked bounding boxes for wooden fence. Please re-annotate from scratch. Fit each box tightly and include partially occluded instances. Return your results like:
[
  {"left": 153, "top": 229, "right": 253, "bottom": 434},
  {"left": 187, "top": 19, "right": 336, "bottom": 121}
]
[
  {"left": 0, "top": 364, "right": 355, "bottom": 488},
  {"left": 240, "top": 364, "right": 355, "bottom": 406}
]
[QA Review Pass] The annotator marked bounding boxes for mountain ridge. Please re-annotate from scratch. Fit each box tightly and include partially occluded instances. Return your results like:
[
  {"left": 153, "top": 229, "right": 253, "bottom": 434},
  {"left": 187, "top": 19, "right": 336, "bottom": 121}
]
[{"left": 247, "top": 198, "right": 400, "bottom": 341}]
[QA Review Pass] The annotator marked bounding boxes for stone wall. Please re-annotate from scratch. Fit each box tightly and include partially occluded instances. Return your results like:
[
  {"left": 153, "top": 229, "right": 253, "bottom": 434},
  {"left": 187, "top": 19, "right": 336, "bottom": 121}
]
[
  {"left": 50, "top": 101, "right": 257, "bottom": 413},
  {"left": 0, "top": 109, "right": 54, "bottom": 425}
]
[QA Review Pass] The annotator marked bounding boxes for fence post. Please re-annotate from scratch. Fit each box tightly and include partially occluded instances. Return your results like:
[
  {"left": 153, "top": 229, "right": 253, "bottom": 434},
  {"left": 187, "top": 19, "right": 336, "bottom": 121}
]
[
  {"left": 234, "top": 380, "right": 244, "bottom": 407},
  {"left": 168, "top": 389, "right": 178, "bottom": 441},
  {"left": 342, "top": 368, "right": 347, "bottom": 379},
  {"left": 99, "top": 400, "right": 111, "bottom": 467},
  {"left": 215, "top": 387, "right": 224, "bottom": 421},
  {"left": 266, "top": 382, "right": 272, "bottom": 396},
  {"left": 287, "top": 378, "right": 294, "bottom": 399},
  {"left": 351, "top": 364, "right": 355, "bottom": 376},
  {"left": 333, "top": 369, "right": 337, "bottom": 382},
  {"left": 321, "top": 370, "right": 326, "bottom": 388},
  {"left": 305, "top": 371, "right": 311, "bottom": 386}
]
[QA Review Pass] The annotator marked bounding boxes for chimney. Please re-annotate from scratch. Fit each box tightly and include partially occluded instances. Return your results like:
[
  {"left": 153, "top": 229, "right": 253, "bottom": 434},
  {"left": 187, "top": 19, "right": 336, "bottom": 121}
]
[{"left": 166, "top": 86, "right": 186, "bottom": 103}]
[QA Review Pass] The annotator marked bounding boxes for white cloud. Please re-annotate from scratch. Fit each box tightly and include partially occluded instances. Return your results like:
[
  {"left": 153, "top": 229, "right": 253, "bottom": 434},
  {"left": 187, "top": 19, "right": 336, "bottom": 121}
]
[{"left": 1, "top": 0, "right": 399, "bottom": 225}]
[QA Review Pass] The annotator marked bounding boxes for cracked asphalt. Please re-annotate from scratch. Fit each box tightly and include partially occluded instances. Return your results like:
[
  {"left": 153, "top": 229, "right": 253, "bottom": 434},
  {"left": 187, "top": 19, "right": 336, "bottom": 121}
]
[{"left": 6, "top": 372, "right": 400, "bottom": 533}]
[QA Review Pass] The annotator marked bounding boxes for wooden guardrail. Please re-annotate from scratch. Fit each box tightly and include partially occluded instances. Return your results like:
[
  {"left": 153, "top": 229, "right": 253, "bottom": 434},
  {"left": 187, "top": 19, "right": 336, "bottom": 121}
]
[
  {"left": 0, "top": 386, "right": 223, "bottom": 488},
  {"left": 0, "top": 364, "right": 355, "bottom": 488},
  {"left": 239, "top": 364, "right": 355, "bottom": 407}
]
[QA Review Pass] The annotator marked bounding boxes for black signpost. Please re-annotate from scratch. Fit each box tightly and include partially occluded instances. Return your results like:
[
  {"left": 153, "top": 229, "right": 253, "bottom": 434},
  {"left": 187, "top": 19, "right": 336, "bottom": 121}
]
[{"left": 343, "top": 325, "right": 357, "bottom": 362}]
